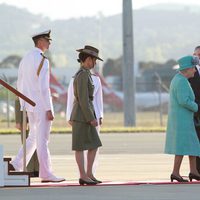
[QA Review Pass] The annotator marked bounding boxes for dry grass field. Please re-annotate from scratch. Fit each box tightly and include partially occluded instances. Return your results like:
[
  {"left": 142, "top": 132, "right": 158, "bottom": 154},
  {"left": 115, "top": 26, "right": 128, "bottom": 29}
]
[{"left": 0, "top": 111, "right": 167, "bottom": 130}]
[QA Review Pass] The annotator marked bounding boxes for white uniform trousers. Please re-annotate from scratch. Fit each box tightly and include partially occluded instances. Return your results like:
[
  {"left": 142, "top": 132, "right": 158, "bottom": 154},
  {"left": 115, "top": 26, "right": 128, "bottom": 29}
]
[{"left": 11, "top": 111, "right": 53, "bottom": 179}]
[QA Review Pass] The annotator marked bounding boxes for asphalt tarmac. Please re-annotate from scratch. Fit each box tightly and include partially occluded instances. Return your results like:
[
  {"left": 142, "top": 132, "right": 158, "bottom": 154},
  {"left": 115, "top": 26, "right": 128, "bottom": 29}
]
[{"left": 0, "top": 133, "right": 199, "bottom": 200}]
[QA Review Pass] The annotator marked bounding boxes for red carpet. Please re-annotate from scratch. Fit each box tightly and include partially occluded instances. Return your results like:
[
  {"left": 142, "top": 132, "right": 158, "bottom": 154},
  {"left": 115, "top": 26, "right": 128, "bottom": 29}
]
[{"left": 30, "top": 180, "right": 200, "bottom": 188}]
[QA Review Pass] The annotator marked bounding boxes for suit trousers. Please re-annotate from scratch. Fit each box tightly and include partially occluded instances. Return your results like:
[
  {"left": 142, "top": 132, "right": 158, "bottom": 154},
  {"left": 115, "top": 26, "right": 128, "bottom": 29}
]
[
  {"left": 11, "top": 111, "right": 53, "bottom": 179},
  {"left": 20, "top": 130, "right": 39, "bottom": 173},
  {"left": 194, "top": 123, "right": 200, "bottom": 173}
]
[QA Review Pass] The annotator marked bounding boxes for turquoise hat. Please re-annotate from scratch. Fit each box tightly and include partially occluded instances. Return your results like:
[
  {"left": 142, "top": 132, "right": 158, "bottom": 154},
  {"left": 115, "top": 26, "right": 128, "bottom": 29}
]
[{"left": 177, "top": 55, "right": 199, "bottom": 71}]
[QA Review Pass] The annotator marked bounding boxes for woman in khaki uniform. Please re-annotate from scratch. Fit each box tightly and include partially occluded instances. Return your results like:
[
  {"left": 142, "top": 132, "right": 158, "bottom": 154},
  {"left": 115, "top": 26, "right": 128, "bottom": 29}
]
[{"left": 70, "top": 45, "right": 103, "bottom": 185}]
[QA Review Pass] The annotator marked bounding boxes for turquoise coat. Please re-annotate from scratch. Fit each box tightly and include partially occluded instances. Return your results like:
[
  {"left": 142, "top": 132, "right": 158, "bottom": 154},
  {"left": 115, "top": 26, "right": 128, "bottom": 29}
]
[{"left": 165, "top": 73, "right": 200, "bottom": 156}]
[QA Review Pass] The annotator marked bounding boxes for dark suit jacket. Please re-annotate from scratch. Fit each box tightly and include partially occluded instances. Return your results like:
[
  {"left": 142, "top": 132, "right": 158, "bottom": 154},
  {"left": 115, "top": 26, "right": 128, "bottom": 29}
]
[
  {"left": 189, "top": 67, "right": 200, "bottom": 139},
  {"left": 189, "top": 68, "right": 200, "bottom": 104}
]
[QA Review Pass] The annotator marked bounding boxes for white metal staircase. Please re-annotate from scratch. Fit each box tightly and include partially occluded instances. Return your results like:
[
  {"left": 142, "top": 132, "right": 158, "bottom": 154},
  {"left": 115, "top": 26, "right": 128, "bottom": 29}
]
[{"left": 0, "top": 145, "right": 30, "bottom": 187}]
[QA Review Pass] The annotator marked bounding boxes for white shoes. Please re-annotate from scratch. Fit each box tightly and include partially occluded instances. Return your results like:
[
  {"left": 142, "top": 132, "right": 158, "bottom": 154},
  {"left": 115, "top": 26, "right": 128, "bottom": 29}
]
[{"left": 41, "top": 175, "right": 65, "bottom": 183}]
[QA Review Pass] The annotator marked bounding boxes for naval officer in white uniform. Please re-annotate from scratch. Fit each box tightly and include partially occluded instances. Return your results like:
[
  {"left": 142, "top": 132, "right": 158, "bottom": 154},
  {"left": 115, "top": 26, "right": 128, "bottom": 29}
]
[
  {"left": 66, "top": 70, "right": 103, "bottom": 174},
  {"left": 11, "top": 30, "right": 65, "bottom": 183}
]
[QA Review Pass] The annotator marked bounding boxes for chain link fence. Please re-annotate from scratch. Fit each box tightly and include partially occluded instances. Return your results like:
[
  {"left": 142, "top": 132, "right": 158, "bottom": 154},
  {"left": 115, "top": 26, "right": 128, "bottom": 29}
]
[{"left": 0, "top": 75, "right": 169, "bottom": 128}]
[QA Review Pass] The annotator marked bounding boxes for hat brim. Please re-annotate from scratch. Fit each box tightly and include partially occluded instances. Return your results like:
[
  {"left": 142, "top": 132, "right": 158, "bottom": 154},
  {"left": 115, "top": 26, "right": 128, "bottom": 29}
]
[
  {"left": 178, "top": 65, "right": 196, "bottom": 71},
  {"left": 32, "top": 35, "right": 52, "bottom": 41},
  {"left": 44, "top": 36, "right": 52, "bottom": 41},
  {"left": 76, "top": 49, "right": 103, "bottom": 61}
]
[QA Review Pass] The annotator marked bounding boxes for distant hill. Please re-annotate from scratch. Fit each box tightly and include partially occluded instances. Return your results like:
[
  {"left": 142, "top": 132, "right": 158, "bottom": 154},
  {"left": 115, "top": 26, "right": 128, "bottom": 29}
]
[{"left": 0, "top": 3, "right": 200, "bottom": 68}]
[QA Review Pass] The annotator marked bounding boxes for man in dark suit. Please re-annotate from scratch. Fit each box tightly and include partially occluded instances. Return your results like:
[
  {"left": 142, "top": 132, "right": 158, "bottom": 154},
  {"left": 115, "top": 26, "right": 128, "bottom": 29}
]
[{"left": 188, "top": 46, "right": 200, "bottom": 173}]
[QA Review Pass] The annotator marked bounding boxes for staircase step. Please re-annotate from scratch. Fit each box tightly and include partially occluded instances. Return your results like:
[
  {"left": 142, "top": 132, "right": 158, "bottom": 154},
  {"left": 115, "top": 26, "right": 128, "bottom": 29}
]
[
  {"left": 9, "top": 171, "right": 30, "bottom": 176},
  {"left": 3, "top": 157, "right": 14, "bottom": 172},
  {"left": 0, "top": 145, "right": 3, "bottom": 187},
  {"left": 4, "top": 157, "right": 11, "bottom": 162},
  {"left": 3, "top": 161, "right": 30, "bottom": 187},
  {"left": 4, "top": 160, "right": 14, "bottom": 173},
  {"left": 4, "top": 174, "right": 30, "bottom": 186}
]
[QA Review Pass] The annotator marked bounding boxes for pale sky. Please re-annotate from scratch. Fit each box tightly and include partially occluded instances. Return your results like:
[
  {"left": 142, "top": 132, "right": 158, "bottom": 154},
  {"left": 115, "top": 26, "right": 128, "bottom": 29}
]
[{"left": 0, "top": 0, "right": 200, "bottom": 20}]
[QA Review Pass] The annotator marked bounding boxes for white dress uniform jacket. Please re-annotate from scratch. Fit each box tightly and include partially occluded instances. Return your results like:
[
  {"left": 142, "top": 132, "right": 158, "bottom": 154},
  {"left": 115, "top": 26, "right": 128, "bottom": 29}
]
[
  {"left": 11, "top": 47, "right": 54, "bottom": 179},
  {"left": 66, "top": 74, "right": 103, "bottom": 123},
  {"left": 17, "top": 47, "right": 53, "bottom": 112}
]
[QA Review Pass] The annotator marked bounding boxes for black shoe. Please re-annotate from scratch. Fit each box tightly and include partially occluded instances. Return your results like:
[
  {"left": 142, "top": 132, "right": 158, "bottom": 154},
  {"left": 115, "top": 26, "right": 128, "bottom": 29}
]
[
  {"left": 189, "top": 173, "right": 200, "bottom": 182},
  {"left": 170, "top": 174, "right": 188, "bottom": 182},
  {"left": 30, "top": 171, "right": 39, "bottom": 178},
  {"left": 34, "top": 171, "right": 39, "bottom": 177},
  {"left": 90, "top": 177, "right": 102, "bottom": 184},
  {"left": 8, "top": 163, "right": 15, "bottom": 171},
  {"left": 79, "top": 178, "right": 97, "bottom": 185},
  {"left": 196, "top": 157, "right": 200, "bottom": 173}
]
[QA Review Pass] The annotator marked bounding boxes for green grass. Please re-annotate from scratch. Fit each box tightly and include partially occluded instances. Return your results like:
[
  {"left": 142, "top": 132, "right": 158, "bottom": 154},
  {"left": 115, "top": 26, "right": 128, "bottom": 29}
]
[
  {"left": 0, "top": 126, "right": 166, "bottom": 134},
  {"left": 0, "top": 111, "right": 167, "bottom": 134}
]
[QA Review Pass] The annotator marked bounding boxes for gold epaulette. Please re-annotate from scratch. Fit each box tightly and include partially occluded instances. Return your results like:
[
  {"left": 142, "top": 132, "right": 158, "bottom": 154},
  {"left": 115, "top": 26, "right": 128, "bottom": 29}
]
[{"left": 37, "top": 53, "right": 46, "bottom": 76}]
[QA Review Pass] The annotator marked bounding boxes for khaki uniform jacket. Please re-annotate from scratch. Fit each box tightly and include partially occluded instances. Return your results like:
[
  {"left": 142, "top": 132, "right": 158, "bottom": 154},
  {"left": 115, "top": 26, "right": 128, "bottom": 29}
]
[
  {"left": 66, "top": 74, "right": 103, "bottom": 122},
  {"left": 70, "top": 68, "right": 96, "bottom": 123}
]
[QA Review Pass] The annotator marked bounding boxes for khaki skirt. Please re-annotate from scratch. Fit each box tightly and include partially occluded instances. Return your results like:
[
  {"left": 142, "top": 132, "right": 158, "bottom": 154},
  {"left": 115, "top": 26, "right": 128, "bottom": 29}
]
[{"left": 72, "top": 121, "right": 102, "bottom": 151}]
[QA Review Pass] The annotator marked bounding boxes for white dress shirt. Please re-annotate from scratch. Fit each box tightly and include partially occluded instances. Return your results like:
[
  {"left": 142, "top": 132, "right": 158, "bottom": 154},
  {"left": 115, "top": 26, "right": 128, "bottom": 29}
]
[
  {"left": 66, "top": 74, "right": 103, "bottom": 122},
  {"left": 196, "top": 65, "right": 200, "bottom": 76}
]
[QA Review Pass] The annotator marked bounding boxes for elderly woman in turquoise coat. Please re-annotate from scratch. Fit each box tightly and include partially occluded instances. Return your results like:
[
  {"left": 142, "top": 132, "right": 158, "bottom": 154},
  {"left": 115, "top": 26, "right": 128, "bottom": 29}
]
[{"left": 165, "top": 55, "right": 200, "bottom": 182}]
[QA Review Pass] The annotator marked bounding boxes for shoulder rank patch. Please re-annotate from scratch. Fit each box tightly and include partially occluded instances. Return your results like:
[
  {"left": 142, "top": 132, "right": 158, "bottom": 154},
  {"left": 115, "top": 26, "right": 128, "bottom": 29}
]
[{"left": 37, "top": 53, "right": 46, "bottom": 76}]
